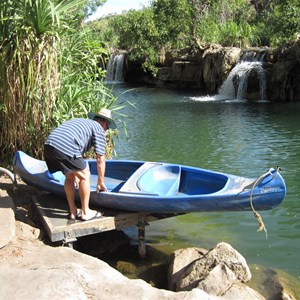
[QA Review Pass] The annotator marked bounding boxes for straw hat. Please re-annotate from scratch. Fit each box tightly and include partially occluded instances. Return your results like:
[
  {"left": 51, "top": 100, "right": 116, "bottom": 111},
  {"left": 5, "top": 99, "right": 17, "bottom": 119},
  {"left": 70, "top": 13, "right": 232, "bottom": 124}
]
[{"left": 88, "top": 108, "right": 117, "bottom": 129}]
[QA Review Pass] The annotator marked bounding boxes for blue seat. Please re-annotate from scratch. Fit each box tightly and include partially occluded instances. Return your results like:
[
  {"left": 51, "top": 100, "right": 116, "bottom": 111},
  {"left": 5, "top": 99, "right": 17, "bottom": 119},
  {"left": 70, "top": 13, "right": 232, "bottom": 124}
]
[{"left": 44, "top": 170, "right": 65, "bottom": 183}]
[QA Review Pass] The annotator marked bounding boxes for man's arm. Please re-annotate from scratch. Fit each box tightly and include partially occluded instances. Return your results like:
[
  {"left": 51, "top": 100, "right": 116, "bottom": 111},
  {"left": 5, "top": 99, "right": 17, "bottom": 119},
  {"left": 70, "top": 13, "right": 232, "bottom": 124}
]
[{"left": 96, "top": 154, "right": 107, "bottom": 192}]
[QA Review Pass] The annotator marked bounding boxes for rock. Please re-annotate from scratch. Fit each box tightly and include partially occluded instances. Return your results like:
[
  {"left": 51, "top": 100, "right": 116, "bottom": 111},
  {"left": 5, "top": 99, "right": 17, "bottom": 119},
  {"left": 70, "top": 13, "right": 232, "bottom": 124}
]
[
  {"left": 202, "top": 45, "right": 224, "bottom": 92},
  {"left": 269, "top": 60, "right": 300, "bottom": 102},
  {"left": 115, "top": 260, "right": 137, "bottom": 276},
  {"left": 124, "top": 42, "right": 300, "bottom": 101},
  {"left": 221, "top": 282, "right": 265, "bottom": 300},
  {"left": 198, "top": 46, "right": 241, "bottom": 93},
  {"left": 0, "top": 179, "right": 216, "bottom": 299},
  {"left": 195, "top": 264, "right": 264, "bottom": 299},
  {"left": 168, "top": 247, "right": 207, "bottom": 291},
  {"left": 156, "top": 60, "right": 204, "bottom": 89},
  {"left": 174, "top": 242, "right": 252, "bottom": 292},
  {"left": 171, "top": 61, "right": 203, "bottom": 85},
  {"left": 0, "top": 268, "right": 87, "bottom": 300},
  {"left": 222, "top": 47, "right": 242, "bottom": 77},
  {"left": 169, "top": 243, "right": 266, "bottom": 299},
  {"left": 0, "top": 190, "right": 15, "bottom": 248},
  {"left": 16, "top": 220, "right": 40, "bottom": 241},
  {"left": 274, "top": 272, "right": 298, "bottom": 300},
  {"left": 197, "top": 263, "right": 238, "bottom": 295},
  {"left": 0, "top": 215, "right": 217, "bottom": 300},
  {"left": 245, "top": 67, "right": 264, "bottom": 100}
]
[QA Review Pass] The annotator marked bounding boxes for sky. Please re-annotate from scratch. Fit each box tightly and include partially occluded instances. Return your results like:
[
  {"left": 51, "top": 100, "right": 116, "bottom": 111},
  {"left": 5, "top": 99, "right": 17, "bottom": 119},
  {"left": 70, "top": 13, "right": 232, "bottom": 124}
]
[{"left": 88, "top": 0, "right": 150, "bottom": 21}]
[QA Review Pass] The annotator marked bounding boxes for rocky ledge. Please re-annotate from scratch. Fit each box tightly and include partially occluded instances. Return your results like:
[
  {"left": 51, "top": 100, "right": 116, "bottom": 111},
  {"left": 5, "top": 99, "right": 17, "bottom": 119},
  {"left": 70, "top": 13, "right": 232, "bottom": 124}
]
[
  {"left": 124, "top": 39, "right": 300, "bottom": 102},
  {"left": 0, "top": 175, "right": 298, "bottom": 299}
]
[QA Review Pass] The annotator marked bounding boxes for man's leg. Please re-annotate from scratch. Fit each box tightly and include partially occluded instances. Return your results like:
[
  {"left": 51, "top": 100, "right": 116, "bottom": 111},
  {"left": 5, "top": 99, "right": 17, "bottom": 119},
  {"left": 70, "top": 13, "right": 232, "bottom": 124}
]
[
  {"left": 69, "top": 166, "right": 100, "bottom": 220},
  {"left": 74, "top": 167, "right": 91, "bottom": 217},
  {"left": 64, "top": 172, "right": 77, "bottom": 218}
]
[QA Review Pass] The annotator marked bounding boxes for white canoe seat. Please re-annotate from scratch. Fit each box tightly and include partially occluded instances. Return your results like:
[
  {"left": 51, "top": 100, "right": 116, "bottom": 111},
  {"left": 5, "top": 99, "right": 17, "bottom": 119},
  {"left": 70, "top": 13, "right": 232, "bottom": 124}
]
[{"left": 118, "top": 162, "right": 181, "bottom": 196}]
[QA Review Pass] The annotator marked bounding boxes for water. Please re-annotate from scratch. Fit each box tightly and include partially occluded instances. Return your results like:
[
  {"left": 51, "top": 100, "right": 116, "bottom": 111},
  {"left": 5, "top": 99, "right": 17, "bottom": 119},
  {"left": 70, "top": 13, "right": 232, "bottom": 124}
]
[{"left": 109, "top": 84, "right": 300, "bottom": 282}]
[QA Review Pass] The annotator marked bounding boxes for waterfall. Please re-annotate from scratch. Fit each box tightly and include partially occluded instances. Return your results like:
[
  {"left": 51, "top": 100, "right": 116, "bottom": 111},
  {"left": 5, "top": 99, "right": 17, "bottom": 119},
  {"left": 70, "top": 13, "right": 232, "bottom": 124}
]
[
  {"left": 218, "top": 52, "right": 267, "bottom": 100},
  {"left": 105, "top": 53, "right": 125, "bottom": 83},
  {"left": 191, "top": 51, "right": 267, "bottom": 102},
  {"left": 218, "top": 61, "right": 267, "bottom": 100}
]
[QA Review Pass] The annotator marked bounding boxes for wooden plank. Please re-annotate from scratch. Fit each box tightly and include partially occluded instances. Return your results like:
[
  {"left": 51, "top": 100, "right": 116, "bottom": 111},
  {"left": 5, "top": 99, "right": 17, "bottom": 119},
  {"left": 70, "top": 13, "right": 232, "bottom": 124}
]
[{"left": 32, "top": 192, "right": 176, "bottom": 244}]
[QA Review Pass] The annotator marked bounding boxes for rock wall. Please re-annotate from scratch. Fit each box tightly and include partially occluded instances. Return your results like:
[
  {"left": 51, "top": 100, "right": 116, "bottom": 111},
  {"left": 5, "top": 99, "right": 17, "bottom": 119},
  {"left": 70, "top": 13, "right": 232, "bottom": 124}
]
[{"left": 123, "top": 39, "right": 300, "bottom": 102}]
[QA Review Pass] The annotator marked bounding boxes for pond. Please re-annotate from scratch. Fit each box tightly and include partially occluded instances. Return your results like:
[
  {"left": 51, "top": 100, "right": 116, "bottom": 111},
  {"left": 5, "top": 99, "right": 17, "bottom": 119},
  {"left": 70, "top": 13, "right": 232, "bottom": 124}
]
[{"left": 110, "top": 84, "right": 300, "bottom": 283}]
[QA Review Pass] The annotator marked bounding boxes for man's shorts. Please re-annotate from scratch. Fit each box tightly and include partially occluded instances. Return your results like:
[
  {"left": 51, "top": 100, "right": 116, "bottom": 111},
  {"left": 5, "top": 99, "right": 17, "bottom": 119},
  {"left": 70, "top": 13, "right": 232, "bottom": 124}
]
[{"left": 44, "top": 144, "right": 86, "bottom": 175}]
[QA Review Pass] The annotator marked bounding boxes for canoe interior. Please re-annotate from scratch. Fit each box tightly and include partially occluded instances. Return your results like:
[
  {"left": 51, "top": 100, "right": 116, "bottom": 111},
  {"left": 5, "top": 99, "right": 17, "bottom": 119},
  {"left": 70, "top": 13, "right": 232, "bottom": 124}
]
[
  {"left": 88, "top": 160, "right": 228, "bottom": 196},
  {"left": 24, "top": 155, "right": 229, "bottom": 197}
]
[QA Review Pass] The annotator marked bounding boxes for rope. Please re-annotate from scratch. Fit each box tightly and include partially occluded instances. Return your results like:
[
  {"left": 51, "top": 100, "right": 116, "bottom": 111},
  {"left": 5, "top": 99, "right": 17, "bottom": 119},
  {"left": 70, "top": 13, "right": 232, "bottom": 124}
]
[
  {"left": 0, "top": 167, "right": 15, "bottom": 183},
  {"left": 0, "top": 167, "right": 18, "bottom": 191},
  {"left": 249, "top": 167, "right": 281, "bottom": 239}
]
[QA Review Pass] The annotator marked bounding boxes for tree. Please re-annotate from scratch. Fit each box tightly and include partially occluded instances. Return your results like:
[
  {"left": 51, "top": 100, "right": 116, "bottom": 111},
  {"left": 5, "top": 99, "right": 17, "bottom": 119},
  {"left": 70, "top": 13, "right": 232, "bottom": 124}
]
[
  {"left": 250, "top": 0, "right": 274, "bottom": 15},
  {"left": 0, "top": 0, "right": 114, "bottom": 164},
  {"left": 88, "top": 0, "right": 299, "bottom": 76},
  {"left": 252, "top": 0, "right": 300, "bottom": 46},
  {"left": 152, "top": 0, "right": 193, "bottom": 48},
  {"left": 109, "top": 7, "right": 160, "bottom": 74},
  {"left": 269, "top": 0, "right": 300, "bottom": 45}
]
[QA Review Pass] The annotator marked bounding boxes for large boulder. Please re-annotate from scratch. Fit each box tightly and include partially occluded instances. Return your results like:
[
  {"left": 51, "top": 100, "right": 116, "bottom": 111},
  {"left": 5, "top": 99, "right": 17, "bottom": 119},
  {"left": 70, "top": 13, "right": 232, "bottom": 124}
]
[
  {"left": 169, "top": 242, "right": 264, "bottom": 299},
  {"left": 155, "top": 48, "right": 205, "bottom": 89},
  {"left": 268, "top": 60, "right": 300, "bottom": 101},
  {"left": 168, "top": 247, "right": 208, "bottom": 291},
  {"left": 196, "top": 46, "right": 241, "bottom": 93},
  {"left": 269, "top": 39, "right": 300, "bottom": 103}
]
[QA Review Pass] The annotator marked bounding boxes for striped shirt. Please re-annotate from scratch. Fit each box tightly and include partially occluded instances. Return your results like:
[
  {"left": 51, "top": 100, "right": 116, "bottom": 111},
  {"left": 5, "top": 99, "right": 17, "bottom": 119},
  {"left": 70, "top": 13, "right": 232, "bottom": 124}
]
[{"left": 45, "top": 118, "right": 106, "bottom": 158}]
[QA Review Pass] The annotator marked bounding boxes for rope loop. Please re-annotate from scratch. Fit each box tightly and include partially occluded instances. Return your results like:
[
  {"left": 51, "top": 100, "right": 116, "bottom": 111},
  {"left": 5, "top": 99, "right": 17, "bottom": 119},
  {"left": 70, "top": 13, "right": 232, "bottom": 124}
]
[{"left": 249, "top": 167, "right": 282, "bottom": 239}]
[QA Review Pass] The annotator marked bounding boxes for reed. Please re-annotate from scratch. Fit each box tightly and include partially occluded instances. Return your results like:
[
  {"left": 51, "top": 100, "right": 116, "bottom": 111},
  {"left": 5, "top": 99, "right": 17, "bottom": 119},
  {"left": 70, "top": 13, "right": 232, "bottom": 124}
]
[
  {"left": 0, "top": 0, "right": 115, "bottom": 165},
  {"left": 0, "top": 0, "right": 59, "bottom": 161}
]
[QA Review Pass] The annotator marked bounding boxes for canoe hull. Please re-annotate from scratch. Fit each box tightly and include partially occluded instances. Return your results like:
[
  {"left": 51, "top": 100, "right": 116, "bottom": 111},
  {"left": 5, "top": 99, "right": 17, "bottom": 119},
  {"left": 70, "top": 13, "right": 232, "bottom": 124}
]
[{"left": 13, "top": 151, "right": 286, "bottom": 213}]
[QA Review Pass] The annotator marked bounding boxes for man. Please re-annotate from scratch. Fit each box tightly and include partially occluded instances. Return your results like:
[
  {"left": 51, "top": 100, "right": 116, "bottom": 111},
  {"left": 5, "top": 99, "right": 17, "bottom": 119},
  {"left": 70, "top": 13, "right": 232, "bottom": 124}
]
[{"left": 44, "top": 108, "right": 117, "bottom": 221}]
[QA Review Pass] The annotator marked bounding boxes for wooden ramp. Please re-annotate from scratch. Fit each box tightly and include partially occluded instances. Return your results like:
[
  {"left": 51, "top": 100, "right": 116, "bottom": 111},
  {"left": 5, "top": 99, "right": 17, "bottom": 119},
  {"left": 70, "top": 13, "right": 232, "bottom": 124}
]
[{"left": 32, "top": 193, "right": 177, "bottom": 256}]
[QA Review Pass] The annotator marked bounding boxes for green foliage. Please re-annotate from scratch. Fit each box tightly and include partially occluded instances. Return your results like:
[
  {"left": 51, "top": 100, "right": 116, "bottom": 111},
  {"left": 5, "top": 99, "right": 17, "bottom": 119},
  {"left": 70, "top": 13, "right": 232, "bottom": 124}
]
[
  {"left": 251, "top": 0, "right": 300, "bottom": 46},
  {"left": 55, "top": 27, "right": 110, "bottom": 125},
  {"left": 152, "top": 0, "right": 193, "bottom": 48},
  {"left": 110, "top": 9, "right": 153, "bottom": 49},
  {"left": 195, "top": 0, "right": 259, "bottom": 47},
  {"left": 267, "top": 0, "right": 300, "bottom": 46},
  {"left": 88, "top": 0, "right": 299, "bottom": 74},
  {"left": 88, "top": 16, "right": 119, "bottom": 47},
  {"left": 0, "top": 0, "right": 117, "bottom": 164},
  {"left": 109, "top": 8, "right": 160, "bottom": 74},
  {"left": 64, "top": 0, "right": 107, "bottom": 24}
]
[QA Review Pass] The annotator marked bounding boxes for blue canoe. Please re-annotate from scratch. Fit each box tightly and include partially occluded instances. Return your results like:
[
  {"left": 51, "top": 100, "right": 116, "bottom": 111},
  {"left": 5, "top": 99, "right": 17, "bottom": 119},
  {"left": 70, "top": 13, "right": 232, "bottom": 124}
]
[{"left": 13, "top": 151, "right": 286, "bottom": 213}]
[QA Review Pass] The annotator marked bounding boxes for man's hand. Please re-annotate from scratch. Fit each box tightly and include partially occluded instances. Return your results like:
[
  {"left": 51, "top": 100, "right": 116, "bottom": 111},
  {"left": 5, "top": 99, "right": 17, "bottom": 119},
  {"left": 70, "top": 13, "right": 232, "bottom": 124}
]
[{"left": 97, "top": 183, "right": 107, "bottom": 193}]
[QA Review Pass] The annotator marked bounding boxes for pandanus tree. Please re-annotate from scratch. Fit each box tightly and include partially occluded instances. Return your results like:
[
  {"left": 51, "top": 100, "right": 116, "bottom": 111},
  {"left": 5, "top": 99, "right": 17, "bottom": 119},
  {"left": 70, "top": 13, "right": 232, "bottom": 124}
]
[{"left": 0, "top": 0, "right": 114, "bottom": 164}]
